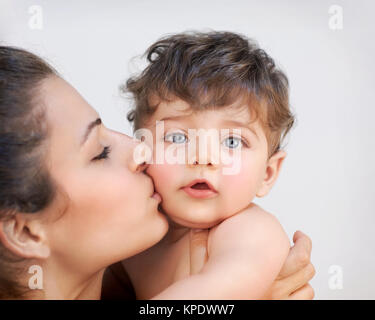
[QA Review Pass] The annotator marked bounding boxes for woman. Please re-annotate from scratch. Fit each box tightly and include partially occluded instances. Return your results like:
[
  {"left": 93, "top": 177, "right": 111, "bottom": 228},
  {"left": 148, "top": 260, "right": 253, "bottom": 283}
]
[{"left": 0, "top": 46, "right": 314, "bottom": 299}]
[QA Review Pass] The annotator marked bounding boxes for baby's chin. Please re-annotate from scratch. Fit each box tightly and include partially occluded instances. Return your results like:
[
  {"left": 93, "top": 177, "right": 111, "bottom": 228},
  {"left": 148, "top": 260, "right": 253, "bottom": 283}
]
[
  {"left": 168, "top": 215, "right": 223, "bottom": 229},
  {"left": 169, "top": 215, "right": 222, "bottom": 229},
  {"left": 158, "top": 195, "right": 245, "bottom": 229},
  {"left": 160, "top": 205, "right": 228, "bottom": 229}
]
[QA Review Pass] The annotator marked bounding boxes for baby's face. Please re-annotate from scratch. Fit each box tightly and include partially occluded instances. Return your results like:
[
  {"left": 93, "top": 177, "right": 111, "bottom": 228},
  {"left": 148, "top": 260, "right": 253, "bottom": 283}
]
[{"left": 142, "top": 99, "right": 272, "bottom": 229}]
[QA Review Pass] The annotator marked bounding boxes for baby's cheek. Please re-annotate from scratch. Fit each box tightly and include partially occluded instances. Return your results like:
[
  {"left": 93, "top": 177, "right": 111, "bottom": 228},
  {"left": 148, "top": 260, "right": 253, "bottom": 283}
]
[
  {"left": 221, "top": 169, "right": 257, "bottom": 194},
  {"left": 147, "top": 163, "right": 182, "bottom": 195},
  {"left": 220, "top": 164, "right": 259, "bottom": 211}
]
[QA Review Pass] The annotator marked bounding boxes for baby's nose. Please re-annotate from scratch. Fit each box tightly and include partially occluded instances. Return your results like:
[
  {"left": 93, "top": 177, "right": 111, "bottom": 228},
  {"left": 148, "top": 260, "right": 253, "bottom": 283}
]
[
  {"left": 188, "top": 157, "right": 218, "bottom": 169},
  {"left": 188, "top": 145, "right": 220, "bottom": 168}
]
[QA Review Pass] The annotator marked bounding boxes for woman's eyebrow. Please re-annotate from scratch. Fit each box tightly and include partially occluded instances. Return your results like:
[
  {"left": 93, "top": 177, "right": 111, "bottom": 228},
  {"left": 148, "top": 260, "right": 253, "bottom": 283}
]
[{"left": 81, "top": 118, "right": 101, "bottom": 146}]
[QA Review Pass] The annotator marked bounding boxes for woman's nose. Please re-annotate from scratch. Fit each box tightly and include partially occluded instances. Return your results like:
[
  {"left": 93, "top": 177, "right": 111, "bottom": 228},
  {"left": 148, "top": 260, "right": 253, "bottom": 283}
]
[
  {"left": 134, "top": 161, "right": 149, "bottom": 173},
  {"left": 128, "top": 139, "right": 152, "bottom": 173}
]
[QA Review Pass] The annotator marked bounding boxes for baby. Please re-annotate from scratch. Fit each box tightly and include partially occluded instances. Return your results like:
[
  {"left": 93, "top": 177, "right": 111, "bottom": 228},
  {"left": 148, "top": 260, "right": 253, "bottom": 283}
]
[{"left": 122, "top": 31, "right": 295, "bottom": 299}]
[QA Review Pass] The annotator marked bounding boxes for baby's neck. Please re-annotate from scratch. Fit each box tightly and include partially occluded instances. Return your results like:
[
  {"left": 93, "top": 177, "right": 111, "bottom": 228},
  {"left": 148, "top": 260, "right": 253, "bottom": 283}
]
[{"left": 163, "top": 215, "right": 190, "bottom": 244}]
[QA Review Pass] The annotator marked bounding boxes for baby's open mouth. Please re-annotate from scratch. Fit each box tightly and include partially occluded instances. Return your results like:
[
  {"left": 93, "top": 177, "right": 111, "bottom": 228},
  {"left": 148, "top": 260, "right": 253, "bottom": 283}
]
[
  {"left": 182, "top": 179, "right": 218, "bottom": 199},
  {"left": 191, "top": 182, "right": 210, "bottom": 190}
]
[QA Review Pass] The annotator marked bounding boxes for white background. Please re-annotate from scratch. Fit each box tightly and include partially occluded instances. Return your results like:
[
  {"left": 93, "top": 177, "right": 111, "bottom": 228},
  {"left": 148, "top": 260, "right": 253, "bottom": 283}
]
[{"left": 1, "top": 0, "right": 374, "bottom": 299}]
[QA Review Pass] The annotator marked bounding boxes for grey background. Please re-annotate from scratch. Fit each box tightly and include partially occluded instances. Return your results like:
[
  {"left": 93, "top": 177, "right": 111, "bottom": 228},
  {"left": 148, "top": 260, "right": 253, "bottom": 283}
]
[{"left": 1, "top": 0, "right": 374, "bottom": 299}]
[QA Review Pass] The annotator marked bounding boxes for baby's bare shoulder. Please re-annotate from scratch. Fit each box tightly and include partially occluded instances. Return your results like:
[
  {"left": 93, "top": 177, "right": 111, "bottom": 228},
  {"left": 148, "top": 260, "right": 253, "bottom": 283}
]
[
  {"left": 209, "top": 203, "right": 281, "bottom": 237},
  {"left": 208, "top": 203, "right": 289, "bottom": 255}
]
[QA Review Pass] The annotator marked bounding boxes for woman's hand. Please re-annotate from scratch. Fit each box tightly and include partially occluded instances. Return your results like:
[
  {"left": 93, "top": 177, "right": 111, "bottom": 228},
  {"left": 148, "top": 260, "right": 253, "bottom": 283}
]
[
  {"left": 189, "top": 229, "right": 315, "bottom": 300},
  {"left": 261, "top": 230, "right": 315, "bottom": 299}
]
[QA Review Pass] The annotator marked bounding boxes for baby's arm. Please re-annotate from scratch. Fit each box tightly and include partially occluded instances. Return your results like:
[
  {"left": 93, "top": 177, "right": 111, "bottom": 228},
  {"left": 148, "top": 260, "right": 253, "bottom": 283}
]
[{"left": 153, "top": 204, "right": 290, "bottom": 299}]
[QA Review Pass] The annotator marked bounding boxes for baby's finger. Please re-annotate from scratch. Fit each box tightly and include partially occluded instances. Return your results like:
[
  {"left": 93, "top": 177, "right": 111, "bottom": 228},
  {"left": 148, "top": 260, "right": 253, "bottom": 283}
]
[
  {"left": 189, "top": 228, "right": 209, "bottom": 275},
  {"left": 277, "top": 231, "right": 312, "bottom": 279},
  {"left": 287, "top": 283, "right": 315, "bottom": 300}
]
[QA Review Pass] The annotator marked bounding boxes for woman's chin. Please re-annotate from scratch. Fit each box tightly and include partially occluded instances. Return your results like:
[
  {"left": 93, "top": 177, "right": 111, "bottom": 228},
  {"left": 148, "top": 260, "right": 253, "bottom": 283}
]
[{"left": 152, "top": 207, "right": 170, "bottom": 238}]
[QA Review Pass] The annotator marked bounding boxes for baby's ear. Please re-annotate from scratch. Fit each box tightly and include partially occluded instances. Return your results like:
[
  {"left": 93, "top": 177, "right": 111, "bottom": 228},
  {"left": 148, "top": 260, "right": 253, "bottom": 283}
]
[{"left": 256, "top": 150, "right": 287, "bottom": 198}]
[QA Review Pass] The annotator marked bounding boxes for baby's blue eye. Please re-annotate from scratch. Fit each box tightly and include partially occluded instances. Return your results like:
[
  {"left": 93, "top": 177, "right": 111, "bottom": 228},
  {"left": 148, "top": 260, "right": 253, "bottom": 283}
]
[
  {"left": 164, "top": 132, "right": 188, "bottom": 144},
  {"left": 223, "top": 137, "right": 242, "bottom": 149}
]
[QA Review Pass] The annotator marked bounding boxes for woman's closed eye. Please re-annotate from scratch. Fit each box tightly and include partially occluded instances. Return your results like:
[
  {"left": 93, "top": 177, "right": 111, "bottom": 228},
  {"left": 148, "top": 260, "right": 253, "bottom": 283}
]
[{"left": 92, "top": 146, "right": 111, "bottom": 161}]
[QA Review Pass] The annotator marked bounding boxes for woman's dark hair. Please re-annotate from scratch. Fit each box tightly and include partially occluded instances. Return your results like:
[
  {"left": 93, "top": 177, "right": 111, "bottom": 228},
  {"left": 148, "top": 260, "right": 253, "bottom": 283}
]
[
  {"left": 0, "top": 46, "right": 57, "bottom": 298},
  {"left": 125, "top": 31, "right": 295, "bottom": 157}
]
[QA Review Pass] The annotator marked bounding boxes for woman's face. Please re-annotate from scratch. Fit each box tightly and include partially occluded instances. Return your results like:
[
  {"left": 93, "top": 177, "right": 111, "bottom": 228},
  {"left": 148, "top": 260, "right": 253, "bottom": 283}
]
[{"left": 40, "top": 76, "right": 168, "bottom": 274}]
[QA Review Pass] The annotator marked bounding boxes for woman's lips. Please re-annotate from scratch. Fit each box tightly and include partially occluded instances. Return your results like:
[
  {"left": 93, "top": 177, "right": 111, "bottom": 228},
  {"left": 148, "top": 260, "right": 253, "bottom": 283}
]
[
  {"left": 151, "top": 191, "right": 162, "bottom": 202},
  {"left": 182, "top": 179, "right": 218, "bottom": 199}
]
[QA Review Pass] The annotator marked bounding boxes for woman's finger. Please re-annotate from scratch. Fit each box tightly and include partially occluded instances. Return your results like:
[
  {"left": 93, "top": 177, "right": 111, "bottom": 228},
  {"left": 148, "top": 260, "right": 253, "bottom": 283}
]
[
  {"left": 293, "top": 230, "right": 312, "bottom": 252},
  {"left": 287, "top": 283, "right": 315, "bottom": 300},
  {"left": 275, "top": 263, "right": 316, "bottom": 297},
  {"left": 277, "top": 231, "right": 312, "bottom": 279},
  {"left": 189, "top": 228, "right": 209, "bottom": 275}
]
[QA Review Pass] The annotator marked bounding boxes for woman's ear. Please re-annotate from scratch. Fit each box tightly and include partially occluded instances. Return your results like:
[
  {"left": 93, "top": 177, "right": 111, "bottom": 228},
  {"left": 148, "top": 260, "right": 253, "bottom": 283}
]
[
  {"left": 256, "top": 150, "right": 287, "bottom": 198},
  {"left": 0, "top": 214, "right": 50, "bottom": 259}
]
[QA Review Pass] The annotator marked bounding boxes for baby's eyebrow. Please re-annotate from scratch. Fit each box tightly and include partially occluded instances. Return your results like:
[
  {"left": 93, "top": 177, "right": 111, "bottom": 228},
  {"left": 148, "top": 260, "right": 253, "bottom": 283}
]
[
  {"left": 152, "top": 115, "right": 258, "bottom": 138},
  {"left": 220, "top": 119, "right": 258, "bottom": 138},
  {"left": 159, "top": 114, "right": 192, "bottom": 122},
  {"left": 146, "top": 114, "right": 192, "bottom": 129}
]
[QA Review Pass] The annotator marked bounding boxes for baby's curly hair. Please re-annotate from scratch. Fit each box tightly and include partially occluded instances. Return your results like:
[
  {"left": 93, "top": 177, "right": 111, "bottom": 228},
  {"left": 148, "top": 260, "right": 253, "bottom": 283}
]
[{"left": 125, "top": 31, "right": 295, "bottom": 157}]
